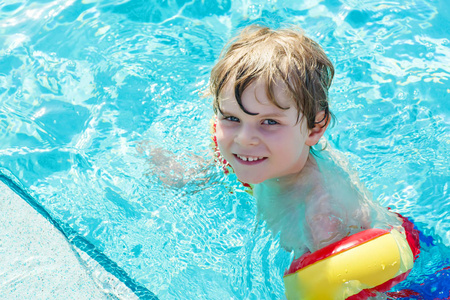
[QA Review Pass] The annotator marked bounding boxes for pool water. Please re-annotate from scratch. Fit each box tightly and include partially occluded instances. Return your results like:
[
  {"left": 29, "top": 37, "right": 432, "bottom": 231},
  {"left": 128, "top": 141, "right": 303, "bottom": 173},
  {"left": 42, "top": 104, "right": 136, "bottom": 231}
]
[{"left": 0, "top": 0, "right": 449, "bottom": 299}]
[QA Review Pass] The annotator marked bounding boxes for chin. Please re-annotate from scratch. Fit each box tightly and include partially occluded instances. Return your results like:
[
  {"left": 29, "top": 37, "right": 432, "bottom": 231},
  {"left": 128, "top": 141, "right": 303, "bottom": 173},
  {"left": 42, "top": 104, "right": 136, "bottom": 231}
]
[{"left": 236, "top": 174, "right": 265, "bottom": 185}]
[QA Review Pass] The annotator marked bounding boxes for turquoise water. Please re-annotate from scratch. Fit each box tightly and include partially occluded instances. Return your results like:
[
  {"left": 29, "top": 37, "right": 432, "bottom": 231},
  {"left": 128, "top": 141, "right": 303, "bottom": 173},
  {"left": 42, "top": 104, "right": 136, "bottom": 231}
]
[{"left": 0, "top": 0, "right": 449, "bottom": 299}]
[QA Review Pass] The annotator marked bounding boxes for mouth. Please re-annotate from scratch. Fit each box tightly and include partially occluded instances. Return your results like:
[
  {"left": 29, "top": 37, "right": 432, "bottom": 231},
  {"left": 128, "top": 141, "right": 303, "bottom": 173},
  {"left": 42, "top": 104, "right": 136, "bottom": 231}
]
[{"left": 234, "top": 154, "right": 267, "bottom": 164}]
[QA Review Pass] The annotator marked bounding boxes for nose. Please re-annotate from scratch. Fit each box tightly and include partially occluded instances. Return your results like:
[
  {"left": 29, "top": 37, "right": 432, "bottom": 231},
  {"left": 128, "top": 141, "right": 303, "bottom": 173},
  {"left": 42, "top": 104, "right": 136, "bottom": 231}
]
[{"left": 234, "top": 124, "right": 259, "bottom": 146}]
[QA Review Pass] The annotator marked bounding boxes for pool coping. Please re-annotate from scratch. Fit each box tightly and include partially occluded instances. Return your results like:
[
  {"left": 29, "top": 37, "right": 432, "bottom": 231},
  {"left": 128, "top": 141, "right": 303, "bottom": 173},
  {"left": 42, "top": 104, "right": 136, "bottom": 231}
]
[{"left": 0, "top": 173, "right": 156, "bottom": 299}]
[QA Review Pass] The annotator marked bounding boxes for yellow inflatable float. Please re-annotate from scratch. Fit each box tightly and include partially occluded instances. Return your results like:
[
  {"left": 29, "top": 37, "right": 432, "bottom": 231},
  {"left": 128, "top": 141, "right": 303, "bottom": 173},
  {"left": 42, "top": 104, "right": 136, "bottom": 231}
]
[{"left": 284, "top": 217, "right": 420, "bottom": 300}]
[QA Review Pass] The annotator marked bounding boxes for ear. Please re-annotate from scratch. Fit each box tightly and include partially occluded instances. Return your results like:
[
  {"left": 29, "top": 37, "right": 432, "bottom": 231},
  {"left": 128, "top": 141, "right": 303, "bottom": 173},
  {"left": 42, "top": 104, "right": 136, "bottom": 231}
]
[{"left": 305, "top": 110, "right": 329, "bottom": 146}]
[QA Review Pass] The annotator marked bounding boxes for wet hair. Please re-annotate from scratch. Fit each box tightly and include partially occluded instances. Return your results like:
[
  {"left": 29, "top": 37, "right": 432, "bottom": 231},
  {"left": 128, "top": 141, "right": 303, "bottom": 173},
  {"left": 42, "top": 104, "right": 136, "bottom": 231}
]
[{"left": 209, "top": 25, "right": 335, "bottom": 129}]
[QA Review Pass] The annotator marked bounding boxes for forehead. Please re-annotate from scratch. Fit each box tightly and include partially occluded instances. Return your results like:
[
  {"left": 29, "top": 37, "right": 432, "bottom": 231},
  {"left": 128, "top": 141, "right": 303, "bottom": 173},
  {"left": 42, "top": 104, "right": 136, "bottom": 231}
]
[{"left": 219, "top": 79, "right": 295, "bottom": 111}]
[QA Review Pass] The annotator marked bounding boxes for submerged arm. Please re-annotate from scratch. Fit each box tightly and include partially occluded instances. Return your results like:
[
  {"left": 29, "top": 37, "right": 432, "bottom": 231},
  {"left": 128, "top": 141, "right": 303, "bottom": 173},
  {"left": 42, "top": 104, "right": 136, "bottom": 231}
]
[
  {"left": 306, "top": 194, "right": 348, "bottom": 251},
  {"left": 136, "top": 140, "right": 218, "bottom": 189}
]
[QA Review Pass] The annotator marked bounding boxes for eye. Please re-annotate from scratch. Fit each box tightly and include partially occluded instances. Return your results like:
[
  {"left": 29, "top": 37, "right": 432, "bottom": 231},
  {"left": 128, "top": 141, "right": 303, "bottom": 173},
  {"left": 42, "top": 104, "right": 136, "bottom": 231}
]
[
  {"left": 224, "top": 116, "right": 239, "bottom": 122},
  {"left": 262, "top": 119, "right": 279, "bottom": 125}
]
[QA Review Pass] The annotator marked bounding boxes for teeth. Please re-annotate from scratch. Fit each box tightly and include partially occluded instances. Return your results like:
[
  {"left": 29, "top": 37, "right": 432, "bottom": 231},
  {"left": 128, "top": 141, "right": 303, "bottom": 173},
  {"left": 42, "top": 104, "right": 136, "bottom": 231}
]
[{"left": 237, "top": 155, "right": 264, "bottom": 162}]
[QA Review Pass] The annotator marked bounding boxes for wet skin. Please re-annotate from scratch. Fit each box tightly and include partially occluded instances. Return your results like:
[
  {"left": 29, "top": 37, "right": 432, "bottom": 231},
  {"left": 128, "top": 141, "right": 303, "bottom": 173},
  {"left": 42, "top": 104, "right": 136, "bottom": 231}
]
[{"left": 215, "top": 79, "right": 315, "bottom": 185}]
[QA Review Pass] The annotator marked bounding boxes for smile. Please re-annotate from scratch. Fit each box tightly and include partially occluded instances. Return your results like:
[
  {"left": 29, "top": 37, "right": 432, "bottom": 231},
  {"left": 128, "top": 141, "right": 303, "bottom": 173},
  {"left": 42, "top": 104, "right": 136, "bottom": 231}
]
[{"left": 235, "top": 154, "right": 266, "bottom": 162}]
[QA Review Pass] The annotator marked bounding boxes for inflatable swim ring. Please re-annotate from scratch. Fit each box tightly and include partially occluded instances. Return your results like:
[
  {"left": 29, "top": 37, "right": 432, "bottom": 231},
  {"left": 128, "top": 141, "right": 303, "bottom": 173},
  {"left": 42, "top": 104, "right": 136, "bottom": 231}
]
[{"left": 284, "top": 215, "right": 420, "bottom": 300}]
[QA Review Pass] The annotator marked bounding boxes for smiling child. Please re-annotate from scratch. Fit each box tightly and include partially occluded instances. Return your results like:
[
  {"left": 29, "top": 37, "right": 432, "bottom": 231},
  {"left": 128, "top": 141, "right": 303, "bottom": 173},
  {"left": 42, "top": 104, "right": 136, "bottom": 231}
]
[{"left": 208, "top": 25, "right": 420, "bottom": 299}]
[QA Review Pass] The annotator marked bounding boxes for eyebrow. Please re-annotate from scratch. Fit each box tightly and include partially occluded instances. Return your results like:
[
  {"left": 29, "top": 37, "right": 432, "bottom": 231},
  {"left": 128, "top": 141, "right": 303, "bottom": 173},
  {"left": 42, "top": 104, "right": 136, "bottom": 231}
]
[
  {"left": 218, "top": 107, "right": 288, "bottom": 118},
  {"left": 257, "top": 112, "right": 288, "bottom": 118}
]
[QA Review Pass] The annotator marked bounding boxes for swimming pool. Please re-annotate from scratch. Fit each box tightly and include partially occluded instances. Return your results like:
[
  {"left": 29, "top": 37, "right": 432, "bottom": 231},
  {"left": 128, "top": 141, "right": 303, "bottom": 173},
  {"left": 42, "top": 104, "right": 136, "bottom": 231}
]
[{"left": 0, "top": 0, "right": 449, "bottom": 298}]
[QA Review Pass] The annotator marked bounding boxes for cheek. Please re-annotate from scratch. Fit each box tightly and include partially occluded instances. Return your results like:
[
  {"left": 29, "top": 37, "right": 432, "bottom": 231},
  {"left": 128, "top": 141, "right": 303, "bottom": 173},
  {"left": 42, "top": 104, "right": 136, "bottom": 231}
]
[
  {"left": 215, "top": 125, "right": 231, "bottom": 151},
  {"left": 215, "top": 124, "right": 225, "bottom": 142},
  {"left": 270, "top": 130, "right": 306, "bottom": 156}
]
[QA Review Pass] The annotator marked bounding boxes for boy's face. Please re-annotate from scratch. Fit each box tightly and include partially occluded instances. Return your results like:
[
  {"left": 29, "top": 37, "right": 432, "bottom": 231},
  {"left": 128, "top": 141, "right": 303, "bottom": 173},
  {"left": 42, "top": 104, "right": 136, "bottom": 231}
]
[{"left": 215, "top": 79, "right": 312, "bottom": 184}]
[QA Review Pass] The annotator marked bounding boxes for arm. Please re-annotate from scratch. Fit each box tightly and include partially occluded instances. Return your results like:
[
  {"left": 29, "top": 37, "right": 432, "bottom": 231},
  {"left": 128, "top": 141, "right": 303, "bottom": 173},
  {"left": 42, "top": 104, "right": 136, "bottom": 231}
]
[
  {"left": 305, "top": 194, "right": 347, "bottom": 251},
  {"left": 136, "top": 140, "right": 218, "bottom": 189}
]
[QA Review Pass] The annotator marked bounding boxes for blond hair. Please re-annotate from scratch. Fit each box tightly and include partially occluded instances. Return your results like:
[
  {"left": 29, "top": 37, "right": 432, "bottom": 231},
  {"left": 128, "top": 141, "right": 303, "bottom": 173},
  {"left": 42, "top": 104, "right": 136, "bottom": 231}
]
[{"left": 209, "top": 25, "right": 334, "bottom": 129}]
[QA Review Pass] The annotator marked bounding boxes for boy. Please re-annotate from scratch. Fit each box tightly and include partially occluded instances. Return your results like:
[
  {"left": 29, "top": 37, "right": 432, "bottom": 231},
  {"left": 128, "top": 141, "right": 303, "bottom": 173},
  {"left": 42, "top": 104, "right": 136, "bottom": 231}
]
[{"left": 208, "top": 25, "right": 419, "bottom": 299}]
